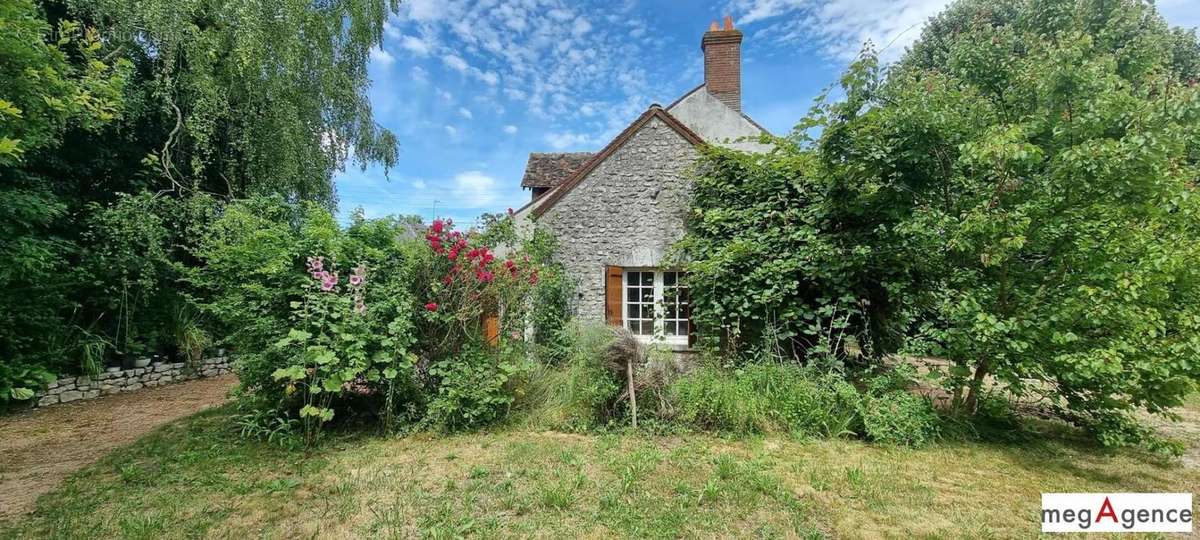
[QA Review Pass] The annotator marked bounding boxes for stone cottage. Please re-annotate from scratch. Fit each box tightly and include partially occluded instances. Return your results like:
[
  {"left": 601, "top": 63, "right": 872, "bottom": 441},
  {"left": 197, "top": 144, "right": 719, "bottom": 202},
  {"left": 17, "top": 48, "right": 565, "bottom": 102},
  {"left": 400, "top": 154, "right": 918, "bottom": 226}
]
[{"left": 512, "top": 17, "right": 770, "bottom": 348}]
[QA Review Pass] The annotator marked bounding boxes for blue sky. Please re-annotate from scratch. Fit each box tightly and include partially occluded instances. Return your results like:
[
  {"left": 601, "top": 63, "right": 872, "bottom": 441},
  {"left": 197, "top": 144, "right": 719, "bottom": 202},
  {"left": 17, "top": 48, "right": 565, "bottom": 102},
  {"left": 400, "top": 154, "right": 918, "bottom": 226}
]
[{"left": 335, "top": 0, "right": 1199, "bottom": 227}]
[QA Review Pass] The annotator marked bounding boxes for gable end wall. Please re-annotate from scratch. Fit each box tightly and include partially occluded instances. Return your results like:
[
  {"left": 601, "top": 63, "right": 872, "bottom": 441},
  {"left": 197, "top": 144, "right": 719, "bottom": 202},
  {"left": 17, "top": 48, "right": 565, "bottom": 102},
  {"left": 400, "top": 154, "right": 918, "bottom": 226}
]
[{"left": 539, "top": 116, "right": 699, "bottom": 321}]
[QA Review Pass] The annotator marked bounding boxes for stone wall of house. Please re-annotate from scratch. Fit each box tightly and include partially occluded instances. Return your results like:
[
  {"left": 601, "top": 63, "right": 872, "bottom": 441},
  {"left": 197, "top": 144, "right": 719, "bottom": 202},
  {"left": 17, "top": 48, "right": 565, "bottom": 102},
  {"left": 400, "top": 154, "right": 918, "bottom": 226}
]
[
  {"left": 34, "top": 356, "right": 233, "bottom": 408},
  {"left": 539, "top": 115, "right": 699, "bottom": 321}
]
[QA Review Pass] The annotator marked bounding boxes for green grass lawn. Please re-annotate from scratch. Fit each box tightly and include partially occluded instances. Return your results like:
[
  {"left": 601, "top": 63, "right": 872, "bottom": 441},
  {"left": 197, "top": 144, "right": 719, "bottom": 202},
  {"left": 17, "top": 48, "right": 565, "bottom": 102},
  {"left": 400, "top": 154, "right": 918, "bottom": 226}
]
[{"left": 1, "top": 406, "right": 1197, "bottom": 539}]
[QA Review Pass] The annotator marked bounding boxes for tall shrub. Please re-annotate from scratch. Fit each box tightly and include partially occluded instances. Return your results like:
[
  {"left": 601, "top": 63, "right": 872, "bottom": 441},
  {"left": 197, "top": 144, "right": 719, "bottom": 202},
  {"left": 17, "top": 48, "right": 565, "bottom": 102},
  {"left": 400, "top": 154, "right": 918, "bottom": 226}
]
[
  {"left": 812, "top": 0, "right": 1200, "bottom": 444},
  {"left": 678, "top": 137, "right": 911, "bottom": 364},
  {"left": 194, "top": 200, "right": 550, "bottom": 439}
]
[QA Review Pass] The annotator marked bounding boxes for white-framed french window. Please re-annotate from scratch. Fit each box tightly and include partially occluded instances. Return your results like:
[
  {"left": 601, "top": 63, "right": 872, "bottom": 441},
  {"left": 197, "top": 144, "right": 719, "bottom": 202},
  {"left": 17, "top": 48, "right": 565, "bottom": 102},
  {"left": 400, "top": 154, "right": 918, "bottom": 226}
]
[{"left": 622, "top": 268, "right": 690, "bottom": 345}]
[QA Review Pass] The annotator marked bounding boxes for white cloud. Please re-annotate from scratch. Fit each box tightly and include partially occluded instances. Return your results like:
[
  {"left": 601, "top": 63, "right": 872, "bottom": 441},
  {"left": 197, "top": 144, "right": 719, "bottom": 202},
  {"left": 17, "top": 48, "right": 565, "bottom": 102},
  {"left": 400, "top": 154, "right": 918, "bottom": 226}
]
[
  {"left": 731, "top": 0, "right": 1198, "bottom": 63},
  {"left": 544, "top": 131, "right": 595, "bottom": 150},
  {"left": 369, "top": 46, "right": 395, "bottom": 66},
  {"left": 381, "top": 1, "right": 670, "bottom": 145},
  {"left": 452, "top": 171, "right": 500, "bottom": 207},
  {"left": 442, "top": 54, "right": 470, "bottom": 73},
  {"left": 404, "top": 0, "right": 450, "bottom": 22},
  {"left": 547, "top": 9, "right": 574, "bottom": 22},
  {"left": 503, "top": 125, "right": 518, "bottom": 134},
  {"left": 444, "top": 125, "right": 458, "bottom": 137},
  {"left": 726, "top": 0, "right": 950, "bottom": 61},
  {"left": 412, "top": 179, "right": 427, "bottom": 189},
  {"left": 383, "top": 21, "right": 401, "bottom": 40},
  {"left": 477, "top": 70, "right": 500, "bottom": 86},
  {"left": 399, "top": 35, "right": 431, "bottom": 56},
  {"left": 410, "top": 66, "right": 429, "bottom": 83},
  {"left": 572, "top": 17, "right": 593, "bottom": 37},
  {"left": 458, "top": 107, "right": 473, "bottom": 120}
]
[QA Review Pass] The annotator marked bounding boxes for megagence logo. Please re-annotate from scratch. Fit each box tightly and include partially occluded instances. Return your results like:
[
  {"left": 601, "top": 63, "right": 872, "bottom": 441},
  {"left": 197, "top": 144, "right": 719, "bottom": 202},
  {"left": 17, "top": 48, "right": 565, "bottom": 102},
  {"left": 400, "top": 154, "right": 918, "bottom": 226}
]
[{"left": 1041, "top": 493, "right": 1192, "bottom": 533}]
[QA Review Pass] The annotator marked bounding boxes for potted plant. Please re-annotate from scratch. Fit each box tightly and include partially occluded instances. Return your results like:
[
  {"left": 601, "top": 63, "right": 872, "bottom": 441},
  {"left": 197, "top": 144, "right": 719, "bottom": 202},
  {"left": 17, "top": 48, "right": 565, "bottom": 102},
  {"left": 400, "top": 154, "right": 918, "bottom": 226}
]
[{"left": 173, "top": 306, "right": 211, "bottom": 369}]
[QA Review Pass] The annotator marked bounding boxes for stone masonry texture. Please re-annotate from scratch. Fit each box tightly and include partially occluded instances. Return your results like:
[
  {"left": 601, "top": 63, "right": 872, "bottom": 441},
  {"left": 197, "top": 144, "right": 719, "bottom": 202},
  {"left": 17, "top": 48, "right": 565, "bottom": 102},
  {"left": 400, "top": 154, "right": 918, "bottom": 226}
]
[{"left": 539, "top": 116, "right": 698, "bottom": 322}]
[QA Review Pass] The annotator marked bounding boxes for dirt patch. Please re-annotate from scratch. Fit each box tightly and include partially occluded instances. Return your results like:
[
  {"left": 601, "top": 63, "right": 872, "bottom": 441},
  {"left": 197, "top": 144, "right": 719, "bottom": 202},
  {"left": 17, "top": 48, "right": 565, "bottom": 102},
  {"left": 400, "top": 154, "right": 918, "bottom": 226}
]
[{"left": 0, "top": 374, "right": 237, "bottom": 518}]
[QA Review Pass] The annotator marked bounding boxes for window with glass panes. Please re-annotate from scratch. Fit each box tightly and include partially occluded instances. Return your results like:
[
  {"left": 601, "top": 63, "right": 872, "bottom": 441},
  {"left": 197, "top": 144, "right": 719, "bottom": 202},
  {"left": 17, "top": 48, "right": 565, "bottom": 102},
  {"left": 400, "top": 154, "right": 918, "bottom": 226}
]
[
  {"left": 623, "top": 269, "right": 690, "bottom": 343},
  {"left": 662, "top": 271, "right": 689, "bottom": 338},
  {"left": 625, "top": 270, "right": 656, "bottom": 336}
]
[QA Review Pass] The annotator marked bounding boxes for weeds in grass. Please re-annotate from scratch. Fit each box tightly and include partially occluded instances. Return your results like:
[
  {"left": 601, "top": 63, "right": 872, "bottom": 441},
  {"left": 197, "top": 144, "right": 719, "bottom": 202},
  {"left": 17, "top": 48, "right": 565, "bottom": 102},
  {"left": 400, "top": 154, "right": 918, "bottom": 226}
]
[
  {"left": 3, "top": 405, "right": 1196, "bottom": 539},
  {"left": 537, "top": 472, "right": 585, "bottom": 510}
]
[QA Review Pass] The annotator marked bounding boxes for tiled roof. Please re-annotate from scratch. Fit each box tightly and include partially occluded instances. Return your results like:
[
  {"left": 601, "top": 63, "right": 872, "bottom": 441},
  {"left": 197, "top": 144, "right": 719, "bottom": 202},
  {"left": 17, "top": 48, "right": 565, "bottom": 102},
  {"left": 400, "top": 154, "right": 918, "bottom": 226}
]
[{"left": 519, "top": 152, "right": 595, "bottom": 188}]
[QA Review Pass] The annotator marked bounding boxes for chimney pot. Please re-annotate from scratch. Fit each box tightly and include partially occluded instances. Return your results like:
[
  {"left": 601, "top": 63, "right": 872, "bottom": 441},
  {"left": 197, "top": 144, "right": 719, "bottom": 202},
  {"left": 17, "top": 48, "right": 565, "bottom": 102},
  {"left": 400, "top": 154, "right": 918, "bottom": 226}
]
[
  {"left": 709, "top": 20, "right": 719, "bottom": 31},
  {"left": 723, "top": 16, "right": 733, "bottom": 30}
]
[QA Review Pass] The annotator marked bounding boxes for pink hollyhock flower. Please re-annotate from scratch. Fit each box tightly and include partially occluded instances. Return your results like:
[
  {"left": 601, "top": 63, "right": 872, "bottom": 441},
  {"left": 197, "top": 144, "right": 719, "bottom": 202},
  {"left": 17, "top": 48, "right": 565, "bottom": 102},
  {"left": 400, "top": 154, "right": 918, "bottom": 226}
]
[
  {"left": 507, "top": 207, "right": 514, "bottom": 216},
  {"left": 349, "top": 274, "right": 363, "bottom": 286},
  {"left": 425, "top": 302, "right": 438, "bottom": 312}
]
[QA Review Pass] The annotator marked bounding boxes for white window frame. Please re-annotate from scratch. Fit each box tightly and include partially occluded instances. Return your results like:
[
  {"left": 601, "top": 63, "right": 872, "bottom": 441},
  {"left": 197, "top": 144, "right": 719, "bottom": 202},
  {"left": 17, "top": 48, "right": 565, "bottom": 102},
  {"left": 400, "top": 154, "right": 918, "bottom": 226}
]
[{"left": 622, "top": 268, "right": 689, "bottom": 346}]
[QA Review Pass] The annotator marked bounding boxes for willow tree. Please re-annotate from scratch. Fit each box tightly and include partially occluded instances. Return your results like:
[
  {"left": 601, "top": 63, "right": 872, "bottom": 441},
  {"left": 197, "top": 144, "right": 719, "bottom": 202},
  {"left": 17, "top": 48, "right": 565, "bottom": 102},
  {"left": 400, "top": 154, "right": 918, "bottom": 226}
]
[
  {"left": 65, "top": 0, "right": 400, "bottom": 203},
  {"left": 814, "top": 0, "right": 1200, "bottom": 445}
]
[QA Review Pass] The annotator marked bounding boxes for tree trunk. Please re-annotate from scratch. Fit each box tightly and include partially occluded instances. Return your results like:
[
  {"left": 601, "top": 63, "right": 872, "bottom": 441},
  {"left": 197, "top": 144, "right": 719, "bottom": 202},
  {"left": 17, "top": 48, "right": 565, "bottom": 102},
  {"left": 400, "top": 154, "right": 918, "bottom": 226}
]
[{"left": 963, "top": 359, "right": 990, "bottom": 414}]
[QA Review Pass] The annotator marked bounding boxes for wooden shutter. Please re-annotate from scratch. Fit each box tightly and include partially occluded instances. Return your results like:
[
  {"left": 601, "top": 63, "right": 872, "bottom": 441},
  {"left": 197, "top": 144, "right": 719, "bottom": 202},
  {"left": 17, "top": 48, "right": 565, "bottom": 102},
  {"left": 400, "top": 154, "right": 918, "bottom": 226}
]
[
  {"left": 481, "top": 310, "right": 499, "bottom": 346},
  {"left": 605, "top": 266, "right": 623, "bottom": 326}
]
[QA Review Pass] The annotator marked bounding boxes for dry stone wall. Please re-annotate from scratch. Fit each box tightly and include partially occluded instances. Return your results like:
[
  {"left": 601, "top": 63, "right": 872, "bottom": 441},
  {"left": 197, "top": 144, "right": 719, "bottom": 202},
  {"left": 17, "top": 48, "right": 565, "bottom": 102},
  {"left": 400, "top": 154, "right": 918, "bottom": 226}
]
[{"left": 34, "top": 356, "right": 233, "bottom": 408}]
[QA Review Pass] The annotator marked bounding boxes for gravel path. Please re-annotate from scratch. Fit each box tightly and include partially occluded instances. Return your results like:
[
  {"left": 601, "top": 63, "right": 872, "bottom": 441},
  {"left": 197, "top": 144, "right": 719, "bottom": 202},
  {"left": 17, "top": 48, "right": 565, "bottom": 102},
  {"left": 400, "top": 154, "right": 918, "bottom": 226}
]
[{"left": 0, "top": 374, "right": 237, "bottom": 518}]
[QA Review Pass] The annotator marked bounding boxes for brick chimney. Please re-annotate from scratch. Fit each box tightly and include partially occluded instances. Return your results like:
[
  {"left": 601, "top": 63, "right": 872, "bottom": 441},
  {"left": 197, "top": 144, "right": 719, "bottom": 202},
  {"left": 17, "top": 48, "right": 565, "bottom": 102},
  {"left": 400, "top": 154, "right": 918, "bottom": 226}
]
[{"left": 701, "top": 16, "right": 743, "bottom": 112}]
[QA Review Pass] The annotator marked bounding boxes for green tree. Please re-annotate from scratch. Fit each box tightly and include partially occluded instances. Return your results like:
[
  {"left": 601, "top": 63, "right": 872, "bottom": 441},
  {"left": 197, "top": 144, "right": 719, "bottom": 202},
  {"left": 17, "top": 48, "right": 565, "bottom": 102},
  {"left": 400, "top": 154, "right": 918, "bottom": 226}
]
[
  {"left": 1, "top": 0, "right": 403, "bottom": 404},
  {"left": 62, "top": 0, "right": 399, "bottom": 203},
  {"left": 0, "top": 0, "right": 129, "bottom": 401},
  {"left": 814, "top": 0, "right": 1200, "bottom": 444}
]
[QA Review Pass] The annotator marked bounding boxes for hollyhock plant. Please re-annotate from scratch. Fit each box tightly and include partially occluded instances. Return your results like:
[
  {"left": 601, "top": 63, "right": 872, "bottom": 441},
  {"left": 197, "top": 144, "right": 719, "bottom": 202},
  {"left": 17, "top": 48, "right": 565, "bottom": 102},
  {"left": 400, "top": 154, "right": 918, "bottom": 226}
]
[{"left": 273, "top": 255, "right": 375, "bottom": 447}]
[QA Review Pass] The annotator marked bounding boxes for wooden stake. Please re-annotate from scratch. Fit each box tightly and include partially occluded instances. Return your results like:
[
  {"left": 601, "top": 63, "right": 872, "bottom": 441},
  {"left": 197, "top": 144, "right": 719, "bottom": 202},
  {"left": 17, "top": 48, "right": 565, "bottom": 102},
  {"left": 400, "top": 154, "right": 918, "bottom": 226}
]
[{"left": 627, "top": 355, "right": 638, "bottom": 429}]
